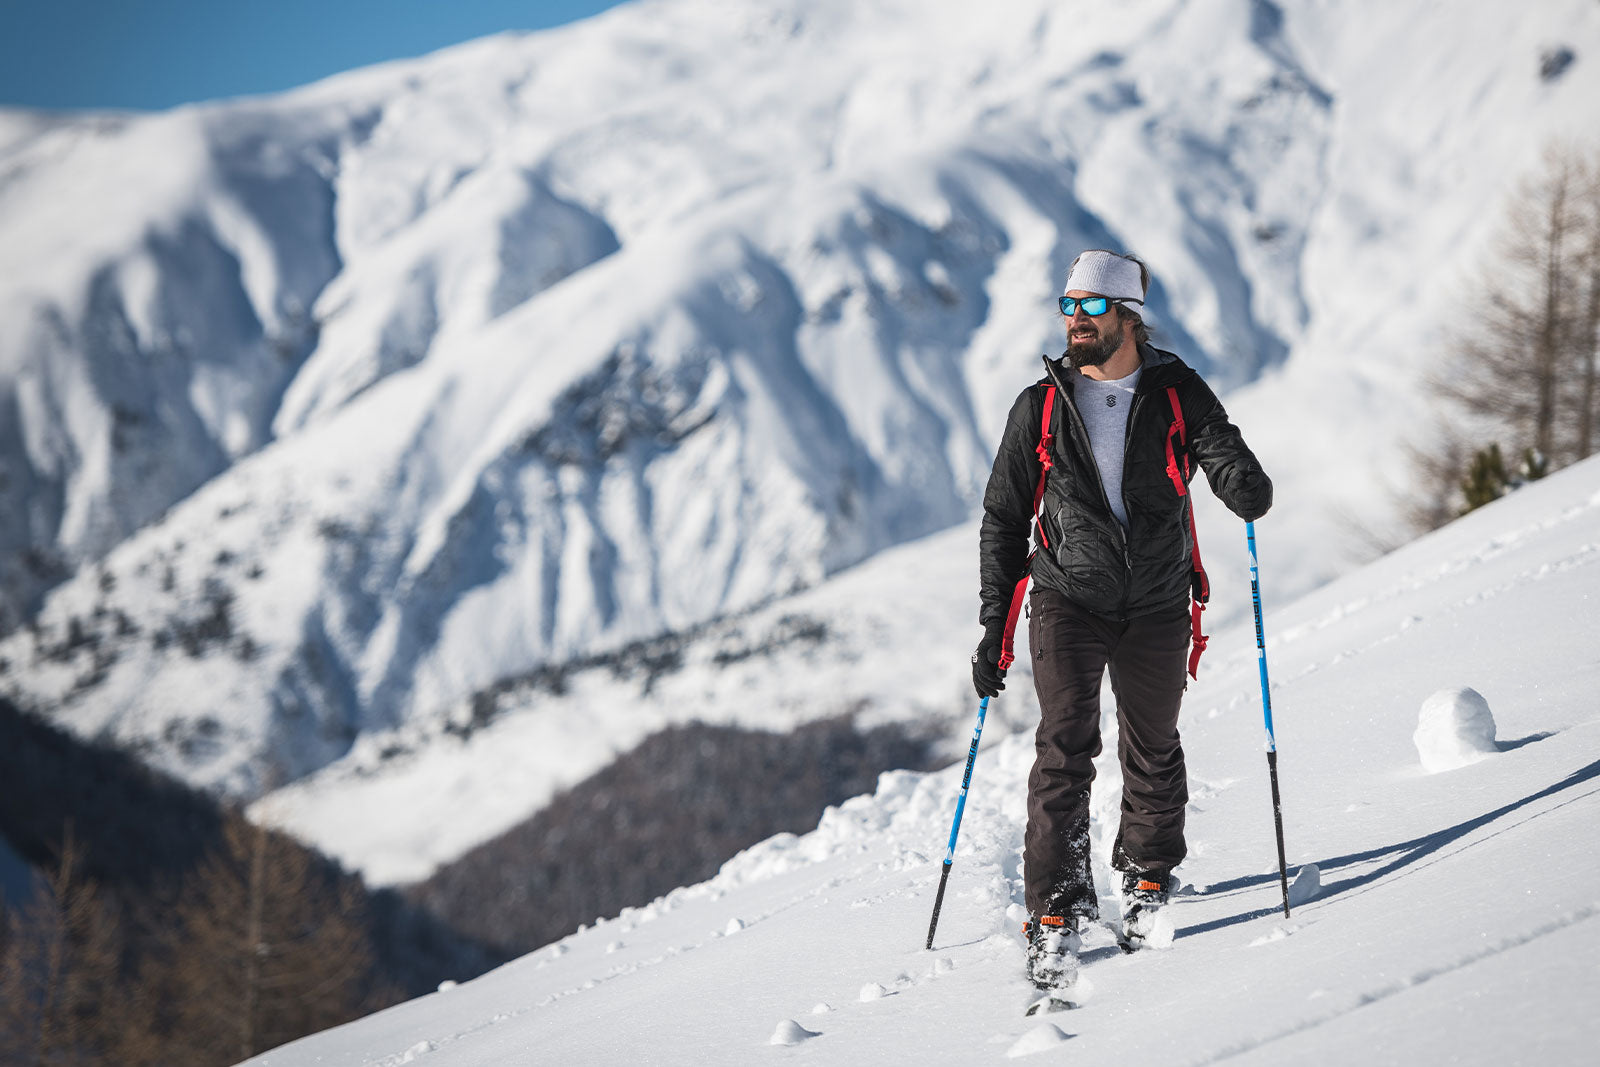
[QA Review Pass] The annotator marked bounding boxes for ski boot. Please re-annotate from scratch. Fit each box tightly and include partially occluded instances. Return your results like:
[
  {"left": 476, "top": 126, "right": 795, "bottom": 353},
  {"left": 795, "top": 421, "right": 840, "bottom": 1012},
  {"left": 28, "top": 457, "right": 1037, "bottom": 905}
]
[
  {"left": 1023, "top": 915, "right": 1081, "bottom": 989},
  {"left": 1118, "top": 870, "right": 1171, "bottom": 951},
  {"left": 1023, "top": 915, "right": 1084, "bottom": 1014}
]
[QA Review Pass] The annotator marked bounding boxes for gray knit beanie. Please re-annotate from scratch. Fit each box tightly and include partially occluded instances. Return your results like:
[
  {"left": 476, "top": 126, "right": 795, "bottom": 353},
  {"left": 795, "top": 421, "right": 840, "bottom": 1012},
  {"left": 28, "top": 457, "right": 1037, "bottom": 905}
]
[{"left": 1063, "top": 250, "right": 1146, "bottom": 304}]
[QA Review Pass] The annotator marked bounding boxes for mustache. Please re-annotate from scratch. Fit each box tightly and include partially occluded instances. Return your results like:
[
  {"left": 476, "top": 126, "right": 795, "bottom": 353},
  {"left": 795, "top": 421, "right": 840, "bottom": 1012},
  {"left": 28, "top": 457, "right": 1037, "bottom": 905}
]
[{"left": 1066, "top": 327, "right": 1122, "bottom": 369}]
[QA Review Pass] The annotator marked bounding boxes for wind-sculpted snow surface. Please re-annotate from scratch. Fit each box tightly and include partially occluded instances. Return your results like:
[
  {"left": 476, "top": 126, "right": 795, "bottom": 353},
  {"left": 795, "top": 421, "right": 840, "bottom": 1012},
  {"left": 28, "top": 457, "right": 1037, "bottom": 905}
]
[
  {"left": 243, "top": 456, "right": 1600, "bottom": 1064},
  {"left": 2, "top": 0, "right": 1599, "bottom": 801}
]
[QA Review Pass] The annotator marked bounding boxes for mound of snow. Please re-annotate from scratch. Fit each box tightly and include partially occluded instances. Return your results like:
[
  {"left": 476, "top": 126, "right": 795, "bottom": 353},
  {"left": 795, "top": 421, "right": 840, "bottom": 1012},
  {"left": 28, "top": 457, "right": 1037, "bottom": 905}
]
[
  {"left": 1415, "top": 687, "right": 1498, "bottom": 773},
  {"left": 768, "top": 1019, "right": 820, "bottom": 1046},
  {"left": 1132, "top": 907, "right": 1176, "bottom": 950},
  {"left": 1007, "top": 1023, "right": 1072, "bottom": 1057},
  {"left": 1288, "top": 862, "right": 1322, "bottom": 907}
]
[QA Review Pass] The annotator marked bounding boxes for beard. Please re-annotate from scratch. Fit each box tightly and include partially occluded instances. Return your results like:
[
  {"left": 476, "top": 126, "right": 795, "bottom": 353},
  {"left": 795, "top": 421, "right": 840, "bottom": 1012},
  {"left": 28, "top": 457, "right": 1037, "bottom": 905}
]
[{"left": 1066, "top": 321, "right": 1124, "bottom": 369}]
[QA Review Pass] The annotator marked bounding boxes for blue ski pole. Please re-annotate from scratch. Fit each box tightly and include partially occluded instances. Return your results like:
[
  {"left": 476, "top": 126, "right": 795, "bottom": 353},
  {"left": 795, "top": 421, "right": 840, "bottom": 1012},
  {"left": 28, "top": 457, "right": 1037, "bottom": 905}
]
[
  {"left": 1247, "top": 521, "right": 1292, "bottom": 918},
  {"left": 926, "top": 694, "right": 990, "bottom": 950}
]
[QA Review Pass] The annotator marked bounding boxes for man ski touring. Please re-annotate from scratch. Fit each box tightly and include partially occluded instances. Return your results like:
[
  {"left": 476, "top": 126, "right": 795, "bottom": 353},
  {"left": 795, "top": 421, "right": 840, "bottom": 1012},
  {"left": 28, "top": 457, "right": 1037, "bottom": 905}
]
[{"left": 974, "top": 250, "right": 1272, "bottom": 999}]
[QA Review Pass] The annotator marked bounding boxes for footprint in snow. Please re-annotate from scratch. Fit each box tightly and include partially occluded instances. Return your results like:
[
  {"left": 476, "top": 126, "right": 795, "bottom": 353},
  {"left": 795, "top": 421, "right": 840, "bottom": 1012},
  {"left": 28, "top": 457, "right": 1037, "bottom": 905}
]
[
  {"left": 385, "top": 1040, "right": 434, "bottom": 1065},
  {"left": 1248, "top": 920, "right": 1306, "bottom": 948}
]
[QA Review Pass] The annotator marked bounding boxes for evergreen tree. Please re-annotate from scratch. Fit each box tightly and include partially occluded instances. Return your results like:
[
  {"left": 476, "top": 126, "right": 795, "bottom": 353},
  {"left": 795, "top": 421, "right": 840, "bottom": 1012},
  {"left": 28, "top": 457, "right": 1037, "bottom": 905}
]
[
  {"left": 1457, "top": 444, "right": 1549, "bottom": 516},
  {"left": 1460, "top": 443, "right": 1509, "bottom": 512}
]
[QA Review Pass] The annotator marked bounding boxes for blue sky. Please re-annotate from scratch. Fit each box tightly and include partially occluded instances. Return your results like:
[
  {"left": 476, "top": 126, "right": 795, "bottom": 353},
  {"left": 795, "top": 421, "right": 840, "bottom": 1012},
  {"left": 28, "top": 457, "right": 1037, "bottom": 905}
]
[{"left": 0, "top": 0, "right": 626, "bottom": 111}]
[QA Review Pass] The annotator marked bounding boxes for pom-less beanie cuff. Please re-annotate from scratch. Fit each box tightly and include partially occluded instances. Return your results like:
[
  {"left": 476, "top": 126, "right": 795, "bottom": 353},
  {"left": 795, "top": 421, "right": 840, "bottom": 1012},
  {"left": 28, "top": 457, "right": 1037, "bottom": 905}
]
[{"left": 1064, "top": 251, "right": 1145, "bottom": 304}]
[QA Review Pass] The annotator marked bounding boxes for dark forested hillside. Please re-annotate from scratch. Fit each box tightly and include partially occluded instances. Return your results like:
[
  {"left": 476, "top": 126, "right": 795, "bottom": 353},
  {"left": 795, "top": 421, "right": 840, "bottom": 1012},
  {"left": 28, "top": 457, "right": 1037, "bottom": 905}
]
[
  {"left": 0, "top": 695, "right": 936, "bottom": 1062},
  {"left": 0, "top": 698, "right": 505, "bottom": 1065}
]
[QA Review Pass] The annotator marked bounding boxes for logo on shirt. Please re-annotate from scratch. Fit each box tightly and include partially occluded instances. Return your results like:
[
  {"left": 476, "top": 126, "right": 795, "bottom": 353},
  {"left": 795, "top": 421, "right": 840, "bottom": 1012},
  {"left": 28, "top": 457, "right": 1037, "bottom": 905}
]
[{"left": 1105, "top": 394, "right": 1117, "bottom": 407}]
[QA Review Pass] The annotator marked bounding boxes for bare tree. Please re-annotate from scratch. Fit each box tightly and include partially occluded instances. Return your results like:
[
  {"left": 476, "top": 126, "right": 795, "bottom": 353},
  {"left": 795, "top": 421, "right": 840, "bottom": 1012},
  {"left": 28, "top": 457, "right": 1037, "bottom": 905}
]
[
  {"left": 1570, "top": 154, "right": 1600, "bottom": 457},
  {"left": 1399, "top": 425, "right": 1476, "bottom": 534},
  {"left": 154, "top": 812, "right": 379, "bottom": 1064},
  {"left": 0, "top": 825, "right": 126, "bottom": 1066},
  {"left": 1412, "top": 142, "right": 1600, "bottom": 526}
]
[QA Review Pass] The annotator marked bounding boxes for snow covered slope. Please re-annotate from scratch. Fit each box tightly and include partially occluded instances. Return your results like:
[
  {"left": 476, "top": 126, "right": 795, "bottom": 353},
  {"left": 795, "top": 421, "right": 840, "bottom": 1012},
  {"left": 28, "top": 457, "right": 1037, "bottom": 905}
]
[
  {"left": 245, "top": 454, "right": 1600, "bottom": 1065},
  {"left": 249, "top": 515, "right": 987, "bottom": 885},
  {"left": 3, "top": 0, "right": 1599, "bottom": 804}
]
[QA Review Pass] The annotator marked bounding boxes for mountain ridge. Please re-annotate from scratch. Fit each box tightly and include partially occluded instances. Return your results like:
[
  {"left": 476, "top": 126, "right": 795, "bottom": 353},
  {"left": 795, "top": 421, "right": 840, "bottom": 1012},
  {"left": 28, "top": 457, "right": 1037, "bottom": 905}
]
[{"left": 3, "top": 0, "right": 1597, "bottom": 816}]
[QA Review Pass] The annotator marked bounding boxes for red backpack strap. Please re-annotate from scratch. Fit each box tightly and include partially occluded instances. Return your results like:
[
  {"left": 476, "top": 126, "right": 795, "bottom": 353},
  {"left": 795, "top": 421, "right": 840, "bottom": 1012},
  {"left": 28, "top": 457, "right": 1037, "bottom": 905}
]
[
  {"left": 1032, "top": 385, "right": 1056, "bottom": 549},
  {"left": 998, "top": 384, "right": 1056, "bottom": 670},
  {"left": 1164, "top": 386, "right": 1210, "bottom": 678}
]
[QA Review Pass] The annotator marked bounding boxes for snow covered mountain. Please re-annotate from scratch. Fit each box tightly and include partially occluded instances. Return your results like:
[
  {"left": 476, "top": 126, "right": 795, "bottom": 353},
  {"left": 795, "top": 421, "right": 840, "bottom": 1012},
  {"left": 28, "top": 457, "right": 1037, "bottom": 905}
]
[
  {"left": 2, "top": 0, "right": 1598, "bottom": 823},
  {"left": 244, "top": 450, "right": 1600, "bottom": 1065}
]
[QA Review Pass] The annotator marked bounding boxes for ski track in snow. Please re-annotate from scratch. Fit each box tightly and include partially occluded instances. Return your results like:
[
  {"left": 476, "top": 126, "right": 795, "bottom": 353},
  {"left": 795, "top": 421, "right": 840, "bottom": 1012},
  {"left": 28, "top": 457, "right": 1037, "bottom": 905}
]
[
  {"left": 514, "top": 850, "right": 964, "bottom": 1029},
  {"left": 1190, "top": 903, "right": 1600, "bottom": 1066},
  {"left": 1271, "top": 490, "right": 1600, "bottom": 656},
  {"left": 1187, "top": 756, "right": 1600, "bottom": 913},
  {"left": 1307, "top": 777, "right": 1600, "bottom": 910},
  {"left": 1219, "top": 534, "right": 1600, "bottom": 708}
]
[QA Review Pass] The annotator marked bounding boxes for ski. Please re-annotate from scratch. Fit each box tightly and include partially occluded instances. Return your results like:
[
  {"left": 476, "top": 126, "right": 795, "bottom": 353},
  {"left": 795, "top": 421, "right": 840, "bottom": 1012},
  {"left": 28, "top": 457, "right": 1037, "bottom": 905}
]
[
  {"left": 1115, "top": 913, "right": 1154, "bottom": 953},
  {"left": 1114, "top": 873, "right": 1177, "bottom": 952},
  {"left": 1022, "top": 970, "right": 1094, "bottom": 1015},
  {"left": 1020, "top": 914, "right": 1147, "bottom": 1014},
  {"left": 1024, "top": 991, "right": 1081, "bottom": 1016}
]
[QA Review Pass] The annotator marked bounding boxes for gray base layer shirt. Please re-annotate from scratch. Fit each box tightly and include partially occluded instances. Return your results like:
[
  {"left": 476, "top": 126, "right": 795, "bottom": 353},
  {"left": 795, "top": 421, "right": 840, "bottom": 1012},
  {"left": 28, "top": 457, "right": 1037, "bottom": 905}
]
[{"left": 1074, "top": 365, "right": 1142, "bottom": 528}]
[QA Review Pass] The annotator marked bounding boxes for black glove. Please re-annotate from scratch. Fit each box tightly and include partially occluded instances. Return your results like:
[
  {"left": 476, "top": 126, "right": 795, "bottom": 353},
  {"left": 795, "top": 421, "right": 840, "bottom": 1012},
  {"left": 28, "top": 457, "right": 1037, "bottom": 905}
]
[
  {"left": 972, "top": 627, "right": 1007, "bottom": 699},
  {"left": 1234, "top": 468, "right": 1273, "bottom": 522}
]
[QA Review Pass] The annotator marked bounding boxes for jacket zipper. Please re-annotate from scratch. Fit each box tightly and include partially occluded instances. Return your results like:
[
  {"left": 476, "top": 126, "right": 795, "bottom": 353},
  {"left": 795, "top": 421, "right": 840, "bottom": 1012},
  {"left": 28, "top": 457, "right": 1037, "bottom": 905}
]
[
  {"left": 1051, "top": 363, "right": 1136, "bottom": 619},
  {"left": 1115, "top": 392, "right": 1145, "bottom": 617}
]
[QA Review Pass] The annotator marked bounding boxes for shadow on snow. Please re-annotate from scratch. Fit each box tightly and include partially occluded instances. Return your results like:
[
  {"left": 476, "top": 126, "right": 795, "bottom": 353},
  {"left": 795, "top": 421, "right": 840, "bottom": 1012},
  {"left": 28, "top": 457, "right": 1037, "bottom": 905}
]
[{"left": 1178, "top": 748, "right": 1600, "bottom": 939}]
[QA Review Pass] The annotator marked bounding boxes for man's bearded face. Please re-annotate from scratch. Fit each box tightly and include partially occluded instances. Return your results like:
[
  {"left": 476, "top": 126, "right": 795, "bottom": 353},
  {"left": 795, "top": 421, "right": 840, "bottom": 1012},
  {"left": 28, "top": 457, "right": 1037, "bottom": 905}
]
[{"left": 1066, "top": 308, "right": 1125, "bottom": 369}]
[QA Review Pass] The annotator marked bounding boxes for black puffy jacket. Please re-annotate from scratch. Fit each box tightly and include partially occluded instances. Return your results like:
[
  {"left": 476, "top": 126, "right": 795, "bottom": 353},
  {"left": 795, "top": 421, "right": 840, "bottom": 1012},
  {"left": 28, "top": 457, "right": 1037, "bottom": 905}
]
[{"left": 979, "top": 345, "right": 1272, "bottom": 627}]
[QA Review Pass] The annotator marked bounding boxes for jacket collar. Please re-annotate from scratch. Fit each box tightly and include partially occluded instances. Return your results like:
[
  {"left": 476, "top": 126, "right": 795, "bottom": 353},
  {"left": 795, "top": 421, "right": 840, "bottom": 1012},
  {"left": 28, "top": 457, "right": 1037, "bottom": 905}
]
[{"left": 1043, "top": 343, "right": 1187, "bottom": 394}]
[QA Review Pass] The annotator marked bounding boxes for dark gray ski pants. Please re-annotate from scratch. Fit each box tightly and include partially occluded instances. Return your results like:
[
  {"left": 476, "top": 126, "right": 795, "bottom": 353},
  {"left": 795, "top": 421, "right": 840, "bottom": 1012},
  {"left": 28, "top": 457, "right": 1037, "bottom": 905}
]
[{"left": 1024, "top": 586, "right": 1191, "bottom": 921}]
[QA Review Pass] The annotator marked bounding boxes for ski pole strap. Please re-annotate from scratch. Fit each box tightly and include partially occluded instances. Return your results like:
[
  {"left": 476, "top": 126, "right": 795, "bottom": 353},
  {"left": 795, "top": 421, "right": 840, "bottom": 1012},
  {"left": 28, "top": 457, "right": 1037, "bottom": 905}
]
[
  {"left": 998, "top": 563, "right": 1031, "bottom": 671},
  {"left": 1188, "top": 598, "right": 1208, "bottom": 679},
  {"left": 1163, "top": 385, "right": 1210, "bottom": 678}
]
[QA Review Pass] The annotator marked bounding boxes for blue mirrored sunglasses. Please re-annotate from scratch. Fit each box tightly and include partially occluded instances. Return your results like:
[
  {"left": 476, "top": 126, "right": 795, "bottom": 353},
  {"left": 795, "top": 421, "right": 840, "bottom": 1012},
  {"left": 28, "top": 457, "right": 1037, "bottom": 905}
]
[{"left": 1059, "top": 295, "right": 1112, "bottom": 317}]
